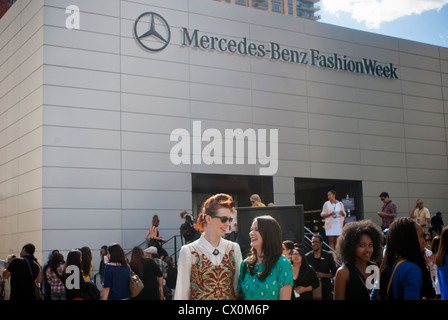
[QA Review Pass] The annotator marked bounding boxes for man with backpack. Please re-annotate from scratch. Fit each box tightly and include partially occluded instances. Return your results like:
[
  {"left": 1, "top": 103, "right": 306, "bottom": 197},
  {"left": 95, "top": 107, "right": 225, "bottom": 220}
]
[{"left": 179, "top": 210, "right": 199, "bottom": 243}]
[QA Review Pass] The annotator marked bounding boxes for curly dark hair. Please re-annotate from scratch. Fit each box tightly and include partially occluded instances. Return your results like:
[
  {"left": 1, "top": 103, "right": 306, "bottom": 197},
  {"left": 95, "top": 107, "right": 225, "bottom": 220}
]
[{"left": 336, "top": 219, "right": 383, "bottom": 266}]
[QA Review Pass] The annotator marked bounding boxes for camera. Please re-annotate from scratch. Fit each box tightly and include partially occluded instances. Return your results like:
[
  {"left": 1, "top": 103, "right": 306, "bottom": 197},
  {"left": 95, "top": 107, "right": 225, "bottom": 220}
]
[{"left": 1, "top": 255, "right": 16, "bottom": 268}]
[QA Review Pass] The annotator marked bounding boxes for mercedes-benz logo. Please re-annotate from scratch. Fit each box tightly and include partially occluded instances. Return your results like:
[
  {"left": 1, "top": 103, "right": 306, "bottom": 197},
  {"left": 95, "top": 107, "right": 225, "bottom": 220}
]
[{"left": 133, "top": 12, "right": 171, "bottom": 52}]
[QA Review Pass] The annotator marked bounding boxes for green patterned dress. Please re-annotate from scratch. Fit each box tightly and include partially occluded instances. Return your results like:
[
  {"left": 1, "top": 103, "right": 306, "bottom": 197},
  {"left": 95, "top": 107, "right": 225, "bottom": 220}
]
[{"left": 238, "top": 256, "right": 293, "bottom": 300}]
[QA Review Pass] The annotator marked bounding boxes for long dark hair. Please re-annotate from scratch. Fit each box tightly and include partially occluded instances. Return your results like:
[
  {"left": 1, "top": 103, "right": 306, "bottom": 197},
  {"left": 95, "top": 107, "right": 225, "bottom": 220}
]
[
  {"left": 152, "top": 215, "right": 160, "bottom": 228},
  {"left": 435, "top": 227, "right": 448, "bottom": 267},
  {"left": 80, "top": 246, "right": 92, "bottom": 279},
  {"left": 245, "top": 215, "right": 283, "bottom": 281},
  {"left": 290, "top": 246, "right": 314, "bottom": 273},
  {"left": 62, "top": 249, "right": 82, "bottom": 283},
  {"left": 129, "top": 246, "right": 145, "bottom": 276},
  {"left": 379, "top": 217, "right": 434, "bottom": 299},
  {"left": 49, "top": 252, "right": 65, "bottom": 280},
  {"left": 108, "top": 243, "right": 128, "bottom": 267},
  {"left": 431, "top": 236, "right": 440, "bottom": 257}
]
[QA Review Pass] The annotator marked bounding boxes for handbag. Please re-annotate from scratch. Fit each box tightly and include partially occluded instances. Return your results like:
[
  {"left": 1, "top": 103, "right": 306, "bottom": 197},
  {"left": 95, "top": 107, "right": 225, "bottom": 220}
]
[
  {"left": 24, "top": 258, "right": 42, "bottom": 300},
  {"left": 83, "top": 280, "right": 101, "bottom": 300},
  {"left": 313, "top": 279, "right": 323, "bottom": 300},
  {"left": 129, "top": 270, "right": 144, "bottom": 298}
]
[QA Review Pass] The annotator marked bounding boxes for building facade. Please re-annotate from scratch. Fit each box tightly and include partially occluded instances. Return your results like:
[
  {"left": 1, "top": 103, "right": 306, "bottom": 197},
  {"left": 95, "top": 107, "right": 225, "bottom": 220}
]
[
  {"left": 215, "top": 0, "right": 321, "bottom": 20},
  {"left": 1, "top": 0, "right": 447, "bottom": 268}
]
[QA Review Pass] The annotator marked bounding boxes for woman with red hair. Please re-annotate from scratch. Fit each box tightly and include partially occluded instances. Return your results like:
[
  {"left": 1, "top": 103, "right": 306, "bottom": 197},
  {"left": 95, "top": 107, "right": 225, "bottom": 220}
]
[{"left": 174, "top": 193, "right": 242, "bottom": 300}]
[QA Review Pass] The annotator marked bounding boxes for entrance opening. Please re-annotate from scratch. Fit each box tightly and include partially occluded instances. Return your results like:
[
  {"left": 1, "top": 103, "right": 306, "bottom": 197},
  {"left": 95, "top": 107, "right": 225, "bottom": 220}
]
[
  {"left": 192, "top": 173, "right": 273, "bottom": 217},
  {"left": 294, "top": 177, "right": 363, "bottom": 237}
]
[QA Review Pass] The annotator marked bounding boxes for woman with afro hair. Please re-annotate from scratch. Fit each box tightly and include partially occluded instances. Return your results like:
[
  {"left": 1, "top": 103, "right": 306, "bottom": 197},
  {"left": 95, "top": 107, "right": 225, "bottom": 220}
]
[{"left": 333, "top": 219, "right": 383, "bottom": 300}]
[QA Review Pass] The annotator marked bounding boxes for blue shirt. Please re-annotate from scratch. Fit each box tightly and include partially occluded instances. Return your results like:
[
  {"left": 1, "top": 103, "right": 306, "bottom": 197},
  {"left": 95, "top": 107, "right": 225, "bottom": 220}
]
[
  {"left": 388, "top": 261, "right": 422, "bottom": 300},
  {"left": 238, "top": 256, "right": 293, "bottom": 300},
  {"left": 103, "top": 264, "right": 130, "bottom": 300},
  {"left": 437, "top": 255, "right": 448, "bottom": 300}
]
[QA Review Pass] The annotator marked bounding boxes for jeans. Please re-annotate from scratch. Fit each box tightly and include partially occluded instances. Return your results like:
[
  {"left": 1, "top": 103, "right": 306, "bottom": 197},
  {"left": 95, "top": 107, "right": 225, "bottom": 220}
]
[{"left": 51, "top": 291, "right": 67, "bottom": 300}]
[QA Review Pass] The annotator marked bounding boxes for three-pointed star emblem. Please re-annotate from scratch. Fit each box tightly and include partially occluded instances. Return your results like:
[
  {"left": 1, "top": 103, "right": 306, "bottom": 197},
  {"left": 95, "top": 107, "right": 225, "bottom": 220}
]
[{"left": 133, "top": 12, "right": 171, "bottom": 52}]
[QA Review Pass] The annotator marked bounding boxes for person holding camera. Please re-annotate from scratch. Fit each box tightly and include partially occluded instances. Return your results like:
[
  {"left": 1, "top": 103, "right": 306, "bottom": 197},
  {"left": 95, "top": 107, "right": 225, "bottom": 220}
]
[{"left": 3, "top": 243, "right": 42, "bottom": 300}]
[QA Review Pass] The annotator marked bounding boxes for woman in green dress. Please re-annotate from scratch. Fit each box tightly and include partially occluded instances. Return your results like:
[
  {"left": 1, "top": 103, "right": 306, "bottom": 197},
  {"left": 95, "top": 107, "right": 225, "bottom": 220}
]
[{"left": 238, "top": 215, "right": 293, "bottom": 300}]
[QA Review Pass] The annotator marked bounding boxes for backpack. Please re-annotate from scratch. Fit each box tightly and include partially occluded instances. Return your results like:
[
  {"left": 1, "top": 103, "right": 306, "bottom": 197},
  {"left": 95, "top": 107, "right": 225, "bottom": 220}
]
[
  {"left": 82, "top": 280, "right": 100, "bottom": 300},
  {"left": 180, "top": 222, "right": 195, "bottom": 241}
]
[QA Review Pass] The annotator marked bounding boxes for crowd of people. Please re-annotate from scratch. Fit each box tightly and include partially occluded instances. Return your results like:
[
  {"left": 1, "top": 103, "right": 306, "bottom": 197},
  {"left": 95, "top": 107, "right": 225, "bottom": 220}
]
[
  {"left": 1, "top": 191, "right": 447, "bottom": 301},
  {"left": 1, "top": 242, "right": 177, "bottom": 301}
]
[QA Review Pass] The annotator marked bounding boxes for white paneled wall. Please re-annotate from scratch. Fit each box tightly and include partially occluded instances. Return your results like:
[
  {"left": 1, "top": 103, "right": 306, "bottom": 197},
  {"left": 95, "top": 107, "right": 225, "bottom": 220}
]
[{"left": 0, "top": 0, "right": 44, "bottom": 260}]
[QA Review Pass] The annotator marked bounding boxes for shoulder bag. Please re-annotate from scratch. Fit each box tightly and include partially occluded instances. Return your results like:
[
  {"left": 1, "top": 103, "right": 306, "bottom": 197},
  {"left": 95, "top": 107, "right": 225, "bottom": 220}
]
[
  {"left": 129, "top": 269, "right": 144, "bottom": 298},
  {"left": 24, "top": 258, "right": 42, "bottom": 300},
  {"left": 386, "top": 259, "right": 407, "bottom": 298}
]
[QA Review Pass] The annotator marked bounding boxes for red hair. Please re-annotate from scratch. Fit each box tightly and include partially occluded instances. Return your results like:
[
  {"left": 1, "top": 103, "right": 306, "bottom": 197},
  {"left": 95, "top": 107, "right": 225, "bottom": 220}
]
[{"left": 196, "top": 193, "right": 235, "bottom": 232}]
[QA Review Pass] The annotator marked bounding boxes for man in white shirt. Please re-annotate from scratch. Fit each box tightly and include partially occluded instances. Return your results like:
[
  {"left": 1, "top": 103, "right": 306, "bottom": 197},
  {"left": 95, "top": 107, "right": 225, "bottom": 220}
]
[{"left": 410, "top": 199, "right": 432, "bottom": 232}]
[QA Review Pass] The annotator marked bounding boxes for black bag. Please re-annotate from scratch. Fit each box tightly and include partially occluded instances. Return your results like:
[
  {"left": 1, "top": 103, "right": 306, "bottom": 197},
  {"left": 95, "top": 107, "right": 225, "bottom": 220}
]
[
  {"left": 82, "top": 280, "right": 100, "bottom": 300},
  {"left": 180, "top": 222, "right": 196, "bottom": 242},
  {"left": 23, "top": 258, "right": 42, "bottom": 300},
  {"left": 180, "top": 222, "right": 190, "bottom": 236}
]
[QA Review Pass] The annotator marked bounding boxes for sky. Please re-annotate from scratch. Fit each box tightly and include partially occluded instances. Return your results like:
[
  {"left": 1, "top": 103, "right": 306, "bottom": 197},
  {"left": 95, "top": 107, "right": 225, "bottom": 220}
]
[{"left": 318, "top": 0, "right": 448, "bottom": 48}]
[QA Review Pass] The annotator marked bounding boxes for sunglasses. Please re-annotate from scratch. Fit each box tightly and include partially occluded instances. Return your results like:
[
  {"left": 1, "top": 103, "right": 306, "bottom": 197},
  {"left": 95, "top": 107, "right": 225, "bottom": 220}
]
[{"left": 210, "top": 215, "right": 233, "bottom": 223}]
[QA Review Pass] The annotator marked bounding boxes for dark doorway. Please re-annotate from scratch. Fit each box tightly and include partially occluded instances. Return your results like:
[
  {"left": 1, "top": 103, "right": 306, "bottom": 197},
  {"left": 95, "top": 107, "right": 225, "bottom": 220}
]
[
  {"left": 191, "top": 173, "right": 273, "bottom": 217},
  {"left": 237, "top": 205, "right": 304, "bottom": 257},
  {"left": 294, "top": 177, "right": 363, "bottom": 237}
]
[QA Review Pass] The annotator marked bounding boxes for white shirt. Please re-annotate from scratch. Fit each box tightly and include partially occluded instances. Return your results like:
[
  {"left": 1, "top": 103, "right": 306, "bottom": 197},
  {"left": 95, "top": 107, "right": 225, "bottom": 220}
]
[
  {"left": 331, "top": 201, "right": 342, "bottom": 217},
  {"left": 174, "top": 235, "right": 242, "bottom": 300}
]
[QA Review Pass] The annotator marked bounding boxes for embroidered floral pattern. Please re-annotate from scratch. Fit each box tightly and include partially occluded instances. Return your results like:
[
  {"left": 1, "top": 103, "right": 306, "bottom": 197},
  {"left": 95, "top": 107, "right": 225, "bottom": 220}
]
[{"left": 189, "top": 246, "right": 236, "bottom": 300}]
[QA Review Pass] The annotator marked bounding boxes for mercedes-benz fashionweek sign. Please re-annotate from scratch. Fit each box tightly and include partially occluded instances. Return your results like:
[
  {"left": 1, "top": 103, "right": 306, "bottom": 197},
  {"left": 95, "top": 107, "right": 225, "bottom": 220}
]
[
  {"left": 133, "top": 12, "right": 171, "bottom": 52},
  {"left": 133, "top": 11, "right": 398, "bottom": 79}
]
